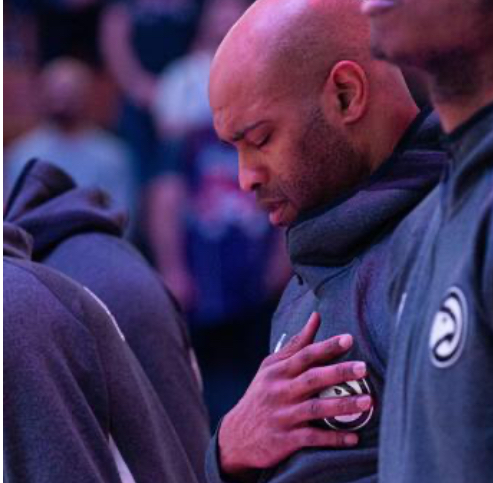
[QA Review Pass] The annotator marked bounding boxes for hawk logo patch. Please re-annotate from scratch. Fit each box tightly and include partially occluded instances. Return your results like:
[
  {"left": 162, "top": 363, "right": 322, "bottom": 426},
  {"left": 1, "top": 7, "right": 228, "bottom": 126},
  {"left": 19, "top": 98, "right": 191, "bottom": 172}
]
[
  {"left": 429, "top": 287, "right": 468, "bottom": 368},
  {"left": 319, "top": 379, "right": 373, "bottom": 431}
]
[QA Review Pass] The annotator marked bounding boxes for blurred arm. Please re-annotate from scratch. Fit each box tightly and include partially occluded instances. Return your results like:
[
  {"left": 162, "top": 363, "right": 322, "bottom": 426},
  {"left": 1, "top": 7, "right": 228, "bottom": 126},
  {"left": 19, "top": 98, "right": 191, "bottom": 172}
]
[
  {"left": 144, "top": 173, "right": 196, "bottom": 310},
  {"left": 99, "top": 3, "right": 157, "bottom": 108}
]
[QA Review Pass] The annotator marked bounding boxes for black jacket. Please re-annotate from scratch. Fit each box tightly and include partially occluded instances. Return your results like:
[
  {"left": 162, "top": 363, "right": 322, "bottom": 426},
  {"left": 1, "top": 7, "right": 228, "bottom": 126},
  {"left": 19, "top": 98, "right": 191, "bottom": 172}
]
[{"left": 206, "top": 109, "right": 447, "bottom": 483}]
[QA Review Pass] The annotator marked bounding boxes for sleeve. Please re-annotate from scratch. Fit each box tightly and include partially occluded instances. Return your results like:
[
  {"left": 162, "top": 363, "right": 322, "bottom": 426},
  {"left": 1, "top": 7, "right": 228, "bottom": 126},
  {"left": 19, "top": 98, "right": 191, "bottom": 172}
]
[
  {"left": 206, "top": 427, "right": 249, "bottom": 483},
  {"left": 3, "top": 265, "right": 122, "bottom": 483},
  {"left": 206, "top": 429, "right": 232, "bottom": 483},
  {"left": 205, "top": 424, "right": 264, "bottom": 483}
]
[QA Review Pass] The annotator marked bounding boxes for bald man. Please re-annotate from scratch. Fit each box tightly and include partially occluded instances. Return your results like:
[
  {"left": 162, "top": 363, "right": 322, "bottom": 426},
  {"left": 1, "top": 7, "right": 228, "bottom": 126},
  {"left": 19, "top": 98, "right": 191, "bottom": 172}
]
[
  {"left": 206, "top": 0, "right": 445, "bottom": 482},
  {"left": 362, "top": 0, "right": 493, "bottom": 482}
]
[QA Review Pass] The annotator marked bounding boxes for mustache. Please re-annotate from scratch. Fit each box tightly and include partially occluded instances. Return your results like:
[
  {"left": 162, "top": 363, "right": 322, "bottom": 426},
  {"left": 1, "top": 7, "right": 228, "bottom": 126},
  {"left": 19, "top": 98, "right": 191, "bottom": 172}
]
[{"left": 255, "top": 187, "right": 285, "bottom": 211}]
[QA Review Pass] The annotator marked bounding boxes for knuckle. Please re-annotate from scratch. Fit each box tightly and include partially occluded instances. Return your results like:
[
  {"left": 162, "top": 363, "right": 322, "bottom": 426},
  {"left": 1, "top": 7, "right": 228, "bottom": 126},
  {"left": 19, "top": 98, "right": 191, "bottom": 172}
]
[
  {"left": 302, "top": 369, "right": 319, "bottom": 388},
  {"left": 264, "top": 360, "right": 289, "bottom": 382},
  {"left": 308, "top": 399, "right": 321, "bottom": 418},
  {"left": 294, "top": 429, "right": 309, "bottom": 447},
  {"left": 262, "top": 364, "right": 279, "bottom": 381},
  {"left": 337, "top": 396, "right": 356, "bottom": 413},
  {"left": 305, "top": 432, "right": 318, "bottom": 447},
  {"left": 300, "top": 349, "right": 313, "bottom": 366},
  {"left": 337, "top": 363, "right": 353, "bottom": 380},
  {"left": 325, "top": 337, "right": 339, "bottom": 353},
  {"left": 270, "top": 381, "right": 285, "bottom": 399},
  {"left": 335, "top": 432, "right": 346, "bottom": 446},
  {"left": 277, "top": 358, "right": 291, "bottom": 376},
  {"left": 285, "top": 334, "right": 301, "bottom": 351},
  {"left": 260, "top": 353, "right": 276, "bottom": 369}
]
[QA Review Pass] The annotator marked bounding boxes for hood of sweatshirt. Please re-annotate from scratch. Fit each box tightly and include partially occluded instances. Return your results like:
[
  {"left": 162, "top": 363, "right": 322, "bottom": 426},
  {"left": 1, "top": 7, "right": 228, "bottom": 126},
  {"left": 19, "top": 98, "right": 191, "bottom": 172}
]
[
  {"left": 287, "top": 109, "right": 448, "bottom": 287},
  {"left": 3, "top": 223, "right": 33, "bottom": 260},
  {"left": 4, "top": 159, "right": 127, "bottom": 260}
]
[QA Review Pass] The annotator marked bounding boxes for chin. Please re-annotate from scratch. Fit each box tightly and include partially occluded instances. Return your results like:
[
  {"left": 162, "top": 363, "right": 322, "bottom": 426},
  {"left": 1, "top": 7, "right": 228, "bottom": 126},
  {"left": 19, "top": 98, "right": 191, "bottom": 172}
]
[{"left": 370, "top": 29, "right": 426, "bottom": 69}]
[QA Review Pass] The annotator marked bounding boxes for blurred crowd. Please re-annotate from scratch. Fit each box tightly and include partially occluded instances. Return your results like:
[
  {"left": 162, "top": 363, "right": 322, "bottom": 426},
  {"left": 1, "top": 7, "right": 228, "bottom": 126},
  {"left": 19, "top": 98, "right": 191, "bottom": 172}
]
[{"left": 3, "top": 0, "right": 291, "bottom": 427}]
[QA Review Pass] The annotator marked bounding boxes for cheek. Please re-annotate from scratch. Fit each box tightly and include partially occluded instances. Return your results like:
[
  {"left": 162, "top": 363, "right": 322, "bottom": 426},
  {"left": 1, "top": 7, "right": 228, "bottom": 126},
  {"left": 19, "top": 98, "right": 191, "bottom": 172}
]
[
  {"left": 277, "top": 155, "right": 320, "bottom": 210},
  {"left": 370, "top": 1, "right": 483, "bottom": 64},
  {"left": 263, "top": 145, "right": 300, "bottom": 196}
]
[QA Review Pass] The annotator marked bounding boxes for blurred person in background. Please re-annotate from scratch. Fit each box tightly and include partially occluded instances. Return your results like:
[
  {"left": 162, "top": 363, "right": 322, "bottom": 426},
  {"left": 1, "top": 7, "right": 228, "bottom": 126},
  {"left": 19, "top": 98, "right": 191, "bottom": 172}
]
[
  {"left": 4, "top": 57, "right": 136, "bottom": 226},
  {"left": 149, "top": 0, "right": 291, "bottom": 427},
  {"left": 4, "top": 222, "right": 204, "bottom": 483},
  {"left": 5, "top": 159, "right": 210, "bottom": 482},
  {"left": 3, "top": 0, "right": 103, "bottom": 68},
  {"left": 100, "top": 0, "right": 204, "bottom": 189}
]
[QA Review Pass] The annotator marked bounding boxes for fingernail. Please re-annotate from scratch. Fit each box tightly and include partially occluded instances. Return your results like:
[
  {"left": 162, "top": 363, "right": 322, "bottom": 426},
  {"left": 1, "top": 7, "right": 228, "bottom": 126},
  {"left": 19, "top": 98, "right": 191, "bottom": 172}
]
[
  {"left": 357, "top": 395, "right": 372, "bottom": 411},
  {"left": 353, "top": 362, "right": 366, "bottom": 378},
  {"left": 338, "top": 334, "right": 353, "bottom": 350},
  {"left": 344, "top": 434, "right": 358, "bottom": 446}
]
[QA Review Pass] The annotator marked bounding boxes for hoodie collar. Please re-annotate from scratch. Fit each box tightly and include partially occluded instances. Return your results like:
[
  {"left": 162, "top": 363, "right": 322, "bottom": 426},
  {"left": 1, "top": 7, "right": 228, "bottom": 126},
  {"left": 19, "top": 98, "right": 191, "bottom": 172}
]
[
  {"left": 440, "top": 101, "right": 493, "bottom": 213},
  {"left": 287, "top": 109, "right": 447, "bottom": 290},
  {"left": 4, "top": 159, "right": 127, "bottom": 260},
  {"left": 3, "top": 223, "right": 33, "bottom": 260}
]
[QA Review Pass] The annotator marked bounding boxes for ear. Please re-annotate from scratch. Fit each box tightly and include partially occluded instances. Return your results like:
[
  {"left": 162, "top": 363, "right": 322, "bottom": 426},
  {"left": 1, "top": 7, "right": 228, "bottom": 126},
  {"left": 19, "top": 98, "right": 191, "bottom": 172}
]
[{"left": 321, "top": 60, "right": 369, "bottom": 125}]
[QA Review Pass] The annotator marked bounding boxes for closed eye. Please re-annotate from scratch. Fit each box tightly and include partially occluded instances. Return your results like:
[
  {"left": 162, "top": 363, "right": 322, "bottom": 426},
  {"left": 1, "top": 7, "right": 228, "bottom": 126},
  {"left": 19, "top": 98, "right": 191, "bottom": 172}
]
[{"left": 257, "top": 133, "right": 271, "bottom": 148}]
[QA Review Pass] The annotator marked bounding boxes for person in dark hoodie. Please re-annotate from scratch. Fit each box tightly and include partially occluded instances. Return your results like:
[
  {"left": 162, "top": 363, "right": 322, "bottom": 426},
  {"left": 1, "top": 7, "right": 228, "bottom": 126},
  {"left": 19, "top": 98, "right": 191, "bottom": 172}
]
[
  {"left": 4, "top": 159, "right": 210, "bottom": 482},
  {"left": 205, "top": 0, "right": 447, "bottom": 482},
  {"left": 3, "top": 222, "right": 203, "bottom": 483},
  {"left": 361, "top": 0, "right": 493, "bottom": 482}
]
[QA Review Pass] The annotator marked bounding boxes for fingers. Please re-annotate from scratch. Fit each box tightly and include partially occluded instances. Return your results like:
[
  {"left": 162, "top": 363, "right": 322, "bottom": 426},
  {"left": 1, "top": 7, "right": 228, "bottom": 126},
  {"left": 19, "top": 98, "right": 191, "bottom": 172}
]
[
  {"left": 290, "top": 427, "right": 359, "bottom": 450},
  {"left": 282, "top": 334, "right": 354, "bottom": 377},
  {"left": 289, "top": 361, "right": 367, "bottom": 398},
  {"left": 289, "top": 394, "right": 372, "bottom": 425},
  {"left": 267, "top": 312, "right": 321, "bottom": 365}
]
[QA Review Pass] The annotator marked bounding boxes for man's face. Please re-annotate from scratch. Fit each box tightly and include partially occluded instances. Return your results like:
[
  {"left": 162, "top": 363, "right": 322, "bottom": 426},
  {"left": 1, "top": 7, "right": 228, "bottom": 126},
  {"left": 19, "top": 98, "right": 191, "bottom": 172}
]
[
  {"left": 212, "top": 87, "right": 366, "bottom": 227},
  {"left": 362, "top": 0, "right": 493, "bottom": 69}
]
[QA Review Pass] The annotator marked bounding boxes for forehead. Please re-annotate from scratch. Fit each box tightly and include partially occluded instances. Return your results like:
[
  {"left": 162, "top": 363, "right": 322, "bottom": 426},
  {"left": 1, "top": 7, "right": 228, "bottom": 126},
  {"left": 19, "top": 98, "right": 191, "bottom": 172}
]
[
  {"left": 210, "top": 67, "right": 298, "bottom": 141},
  {"left": 211, "top": 72, "right": 267, "bottom": 134}
]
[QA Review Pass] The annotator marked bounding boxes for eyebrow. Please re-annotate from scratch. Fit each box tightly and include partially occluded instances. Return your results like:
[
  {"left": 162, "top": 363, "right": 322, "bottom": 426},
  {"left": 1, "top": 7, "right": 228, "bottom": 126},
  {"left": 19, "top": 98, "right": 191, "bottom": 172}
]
[{"left": 231, "top": 121, "right": 267, "bottom": 142}]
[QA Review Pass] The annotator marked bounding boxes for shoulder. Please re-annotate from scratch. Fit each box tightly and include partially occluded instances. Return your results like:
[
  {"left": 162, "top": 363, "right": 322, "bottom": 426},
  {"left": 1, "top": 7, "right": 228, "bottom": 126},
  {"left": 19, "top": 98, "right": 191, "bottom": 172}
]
[
  {"left": 44, "top": 232, "right": 161, "bottom": 297},
  {"left": 3, "top": 258, "right": 113, "bottom": 354},
  {"left": 43, "top": 233, "right": 185, "bottom": 341}
]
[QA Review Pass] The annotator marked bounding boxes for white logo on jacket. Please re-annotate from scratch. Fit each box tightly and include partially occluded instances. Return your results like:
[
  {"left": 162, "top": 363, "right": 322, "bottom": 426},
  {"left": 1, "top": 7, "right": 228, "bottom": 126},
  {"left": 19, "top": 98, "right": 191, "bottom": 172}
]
[
  {"left": 319, "top": 378, "right": 374, "bottom": 431},
  {"left": 429, "top": 286, "right": 468, "bottom": 368}
]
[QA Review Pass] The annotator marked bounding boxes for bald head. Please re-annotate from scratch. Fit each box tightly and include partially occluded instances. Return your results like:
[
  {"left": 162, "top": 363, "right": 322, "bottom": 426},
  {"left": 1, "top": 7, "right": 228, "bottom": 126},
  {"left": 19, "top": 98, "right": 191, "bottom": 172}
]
[
  {"left": 209, "top": 0, "right": 418, "bottom": 227},
  {"left": 211, "top": 0, "right": 377, "bottom": 105}
]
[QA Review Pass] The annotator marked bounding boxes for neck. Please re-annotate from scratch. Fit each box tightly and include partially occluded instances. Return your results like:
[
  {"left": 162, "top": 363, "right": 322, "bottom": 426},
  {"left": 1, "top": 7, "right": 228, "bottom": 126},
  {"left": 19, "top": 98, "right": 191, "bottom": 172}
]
[
  {"left": 51, "top": 118, "right": 87, "bottom": 134},
  {"left": 428, "top": 49, "right": 493, "bottom": 133},
  {"left": 367, "top": 101, "right": 419, "bottom": 173}
]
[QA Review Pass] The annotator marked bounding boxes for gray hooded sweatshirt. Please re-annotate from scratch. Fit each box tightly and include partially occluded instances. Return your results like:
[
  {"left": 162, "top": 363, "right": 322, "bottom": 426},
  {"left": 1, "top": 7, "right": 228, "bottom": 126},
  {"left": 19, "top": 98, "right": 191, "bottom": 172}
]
[
  {"left": 380, "top": 103, "right": 493, "bottom": 483},
  {"left": 206, "top": 109, "right": 447, "bottom": 483},
  {"left": 4, "top": 222, "right": 201, "bottom": 483},
  {"left": 4, "top": 160, "right": 210, "bottom": 482}
]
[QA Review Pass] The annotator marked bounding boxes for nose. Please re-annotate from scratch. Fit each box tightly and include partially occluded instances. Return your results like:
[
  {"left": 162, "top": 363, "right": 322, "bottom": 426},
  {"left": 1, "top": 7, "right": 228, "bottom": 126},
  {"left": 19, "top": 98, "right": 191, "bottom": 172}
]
[{"left": 238, "top": 152, "right": 268, "bottom": 192}]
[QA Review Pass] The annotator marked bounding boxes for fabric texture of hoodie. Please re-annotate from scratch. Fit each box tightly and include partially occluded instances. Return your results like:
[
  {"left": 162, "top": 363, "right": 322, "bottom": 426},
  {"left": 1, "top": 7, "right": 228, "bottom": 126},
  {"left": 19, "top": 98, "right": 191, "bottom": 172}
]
[
  {"left": 380, "top": 103, "right": 493, "bottom": 483},
  {"left": 3, "top": 222, "right": 201, "bottom": 483},
  {"left": 4, "top": 160, "right": 210, "bottom": 482},
  {"left": 205, "top": 109, "right": 447, "bottom": 483}
]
